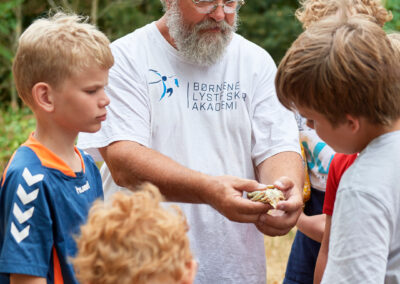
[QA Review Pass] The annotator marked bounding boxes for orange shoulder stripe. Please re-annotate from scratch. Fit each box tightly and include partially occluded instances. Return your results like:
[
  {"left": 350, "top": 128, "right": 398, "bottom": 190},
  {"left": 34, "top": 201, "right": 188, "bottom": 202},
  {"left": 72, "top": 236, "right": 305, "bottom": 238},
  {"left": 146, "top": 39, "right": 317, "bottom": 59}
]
[{"left": 23, "top": 134, "right": 85, "bottom": 177}]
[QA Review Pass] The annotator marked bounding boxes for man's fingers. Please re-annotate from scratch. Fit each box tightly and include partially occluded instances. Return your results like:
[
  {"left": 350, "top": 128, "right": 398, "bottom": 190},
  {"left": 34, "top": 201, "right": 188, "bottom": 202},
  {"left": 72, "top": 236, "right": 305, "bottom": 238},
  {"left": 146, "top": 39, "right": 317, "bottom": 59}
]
[
  {"left": 222, "top": 195, "right": 272, "bottom": 223},
  {"left": 229, "top": 212, "right": 261, "bottom": 223},
  {"left": 276, "top": 198, "right": 303, "bottom": 212},
  {"left": 255, "top": 222, "right": 292, "bottom": 237},
  {"left": 232, "top": 177, "right": 266, "bottom": 192},
  {"left": 255, "top": 206, "right": 302, "bottom": 236},
  {"left": 258, "top": 211, "right": 297, "bottom": 230},
  {"left": 273, "top": 176, "right": 294, "bottom": 191},
  {"left": 233, "top": 195, "right": 272, "bottom": 215}
]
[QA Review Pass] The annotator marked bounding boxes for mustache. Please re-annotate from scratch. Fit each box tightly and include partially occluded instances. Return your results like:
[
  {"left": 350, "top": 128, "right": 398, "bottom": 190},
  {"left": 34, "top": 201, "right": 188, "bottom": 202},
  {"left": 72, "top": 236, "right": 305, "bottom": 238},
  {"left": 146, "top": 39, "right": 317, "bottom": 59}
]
[{"left": 194, "top": 18, "right": 234, "bottom": 33}]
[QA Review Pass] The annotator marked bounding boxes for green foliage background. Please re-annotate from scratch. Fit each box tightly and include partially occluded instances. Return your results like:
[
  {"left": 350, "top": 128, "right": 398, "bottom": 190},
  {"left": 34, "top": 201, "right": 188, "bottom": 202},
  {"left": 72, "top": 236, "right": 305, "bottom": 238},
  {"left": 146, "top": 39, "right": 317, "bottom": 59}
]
[{"left": 0, "top": 0, "right": 399, "bottom": 171}]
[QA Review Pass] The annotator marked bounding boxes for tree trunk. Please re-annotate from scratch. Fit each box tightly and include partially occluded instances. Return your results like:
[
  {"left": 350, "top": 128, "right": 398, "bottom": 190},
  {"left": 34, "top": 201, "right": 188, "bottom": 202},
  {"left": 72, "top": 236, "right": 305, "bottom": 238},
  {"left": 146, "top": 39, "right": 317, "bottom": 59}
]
[
  {"left": 91, "top": 0, "right": 98, "bottom": 25},
  {"left": 11, "top": 2, "right": 22, "bottom": 110}
]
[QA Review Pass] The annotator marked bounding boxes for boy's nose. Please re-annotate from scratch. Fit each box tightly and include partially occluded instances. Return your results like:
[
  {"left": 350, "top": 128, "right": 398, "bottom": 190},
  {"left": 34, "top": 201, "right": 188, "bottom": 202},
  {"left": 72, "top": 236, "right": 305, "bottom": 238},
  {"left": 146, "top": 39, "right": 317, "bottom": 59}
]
[{"left": 99, "top": 91, "right": 110, "bottom": 107}]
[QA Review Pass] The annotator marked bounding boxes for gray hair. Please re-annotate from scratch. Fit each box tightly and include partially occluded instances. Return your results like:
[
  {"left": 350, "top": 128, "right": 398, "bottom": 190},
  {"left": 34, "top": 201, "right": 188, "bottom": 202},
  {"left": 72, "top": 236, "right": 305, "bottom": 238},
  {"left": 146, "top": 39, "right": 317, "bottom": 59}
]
[{"left": 160, "top": 0, "right": 166, "bottom": 11}]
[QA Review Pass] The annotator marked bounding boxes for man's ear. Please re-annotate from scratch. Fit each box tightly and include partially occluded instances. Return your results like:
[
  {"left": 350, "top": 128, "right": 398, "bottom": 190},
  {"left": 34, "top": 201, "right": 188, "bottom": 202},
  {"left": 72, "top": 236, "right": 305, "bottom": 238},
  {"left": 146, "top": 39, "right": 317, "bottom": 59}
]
[
  {"left": 32, "top": 82, "right": 55, "bottom": 112},
  {"left": 345, "top": 114, "right": 360, "bottom": 133}
]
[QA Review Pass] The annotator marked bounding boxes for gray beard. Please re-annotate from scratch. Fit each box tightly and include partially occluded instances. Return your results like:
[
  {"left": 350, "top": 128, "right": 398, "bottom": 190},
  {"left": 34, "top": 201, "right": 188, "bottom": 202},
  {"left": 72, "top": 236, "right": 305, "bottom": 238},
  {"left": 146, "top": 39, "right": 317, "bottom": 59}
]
[{"left": 166, "top": 1, "right": 238, "bottom": 66}]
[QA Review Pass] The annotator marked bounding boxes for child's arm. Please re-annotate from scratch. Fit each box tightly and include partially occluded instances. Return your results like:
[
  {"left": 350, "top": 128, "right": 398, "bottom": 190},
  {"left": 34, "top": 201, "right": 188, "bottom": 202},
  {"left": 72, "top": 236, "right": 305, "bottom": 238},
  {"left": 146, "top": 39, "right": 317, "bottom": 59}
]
[
  {"left": 10, "top": 274, "right": 46, "bottom": 284},
  {"left": 314, "top": 214, "right": 331, "bottom": 284},
  {"left": 296, "top": 212, "right": 325, "bottom": 242}
]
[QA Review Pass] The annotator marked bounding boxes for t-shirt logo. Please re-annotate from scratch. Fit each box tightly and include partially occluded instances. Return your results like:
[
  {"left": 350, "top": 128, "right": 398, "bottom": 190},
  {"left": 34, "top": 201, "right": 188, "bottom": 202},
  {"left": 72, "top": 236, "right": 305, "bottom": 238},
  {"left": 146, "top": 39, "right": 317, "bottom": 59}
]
[
  {"left": 11, "top": 167, "right": 43, "bottom": 243},
  {"left": 75, "top": 181, "right": 90, "bottom": 194},
  {"left": 149, "top": 69, "right": 179, "bottom": 101},
  {"left": 188, "top": 81, "right": 247, "bottom": 112}
]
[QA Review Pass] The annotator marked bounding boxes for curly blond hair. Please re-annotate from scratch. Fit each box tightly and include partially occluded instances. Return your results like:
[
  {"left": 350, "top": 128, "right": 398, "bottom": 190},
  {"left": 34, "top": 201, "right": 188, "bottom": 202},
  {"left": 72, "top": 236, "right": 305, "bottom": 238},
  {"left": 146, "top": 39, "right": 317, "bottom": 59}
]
[
  {"left": 296, "top": 0, "right": 392, "bottom": 29},
  {"left": 72, "top": 183, "right": 193, "bottom": 284},
  {"left": 276, "top": 12, "right": 400, "bottom": 126}
]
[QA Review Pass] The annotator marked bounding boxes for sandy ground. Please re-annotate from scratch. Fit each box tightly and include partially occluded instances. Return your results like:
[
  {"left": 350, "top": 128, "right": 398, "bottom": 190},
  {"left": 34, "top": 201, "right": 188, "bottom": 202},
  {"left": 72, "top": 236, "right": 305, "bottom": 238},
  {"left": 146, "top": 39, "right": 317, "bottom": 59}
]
[{"left": 265, "top": 228, "right": 297, "bottom": 284}]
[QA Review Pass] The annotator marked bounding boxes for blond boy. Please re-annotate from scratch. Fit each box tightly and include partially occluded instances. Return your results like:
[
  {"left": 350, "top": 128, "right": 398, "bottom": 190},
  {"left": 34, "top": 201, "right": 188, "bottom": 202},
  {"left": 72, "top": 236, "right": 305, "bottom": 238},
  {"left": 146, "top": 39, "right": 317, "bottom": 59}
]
[
  {"left": 0, "top": 12, "right": 113, "bottom": 283},
  {"left": 72, "top": 182, "right": 197, "bottom": 284},
  {"left": 276, "top": 10, "right": 400, "bottom": 284}
]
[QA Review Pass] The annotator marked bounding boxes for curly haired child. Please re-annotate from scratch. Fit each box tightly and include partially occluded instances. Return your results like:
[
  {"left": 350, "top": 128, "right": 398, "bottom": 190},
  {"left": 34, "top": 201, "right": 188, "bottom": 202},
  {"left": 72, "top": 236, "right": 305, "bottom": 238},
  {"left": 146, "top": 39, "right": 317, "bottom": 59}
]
[
  {"left": 72, "top": 182, "right": 197, "bottom": 284},
  {"left": 296, "top": 0, "right": 392, "bottom": 28}
]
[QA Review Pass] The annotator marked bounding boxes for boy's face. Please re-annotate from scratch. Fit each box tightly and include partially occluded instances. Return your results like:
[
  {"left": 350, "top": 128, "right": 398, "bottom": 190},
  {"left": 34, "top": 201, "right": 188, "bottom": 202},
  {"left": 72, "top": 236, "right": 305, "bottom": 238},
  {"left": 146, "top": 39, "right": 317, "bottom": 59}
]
[
  {"left": 52, "top": 65, "right": 110, "bottom": 134},
  {"left": 296, "top": 105, "right": 358, "bottom": 154}
]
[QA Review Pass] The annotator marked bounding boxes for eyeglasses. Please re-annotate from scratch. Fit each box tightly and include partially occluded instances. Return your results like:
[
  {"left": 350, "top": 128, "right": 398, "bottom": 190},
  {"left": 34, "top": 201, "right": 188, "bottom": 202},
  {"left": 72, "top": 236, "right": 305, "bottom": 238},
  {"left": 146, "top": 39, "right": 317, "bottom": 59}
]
[{"left": 191, "top": 0, "right": 245, "bottom": 14}]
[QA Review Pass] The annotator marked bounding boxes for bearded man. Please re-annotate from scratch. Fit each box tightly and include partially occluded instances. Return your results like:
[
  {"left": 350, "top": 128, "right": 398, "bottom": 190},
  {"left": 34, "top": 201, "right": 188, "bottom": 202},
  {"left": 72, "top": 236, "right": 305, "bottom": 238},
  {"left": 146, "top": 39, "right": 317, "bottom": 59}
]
[{"left": 78, "top": 1, "right": 304, "bottom": 283}]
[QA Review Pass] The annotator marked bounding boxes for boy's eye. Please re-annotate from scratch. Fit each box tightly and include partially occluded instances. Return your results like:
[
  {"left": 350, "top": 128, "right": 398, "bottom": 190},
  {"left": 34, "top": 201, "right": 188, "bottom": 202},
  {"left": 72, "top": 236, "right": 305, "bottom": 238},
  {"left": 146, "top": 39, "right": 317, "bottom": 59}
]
[{"left": 85, "top": 89, "right": 98, "bottom": 94}]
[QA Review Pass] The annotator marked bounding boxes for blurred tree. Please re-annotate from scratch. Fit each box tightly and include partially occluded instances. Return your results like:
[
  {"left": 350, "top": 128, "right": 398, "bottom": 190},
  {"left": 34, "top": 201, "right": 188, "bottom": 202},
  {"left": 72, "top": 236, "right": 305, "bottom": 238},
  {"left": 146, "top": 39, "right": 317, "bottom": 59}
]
[
  {"left": 0, "top": 0, "right": 399, "bottom": 106},
  {"left": 385, "top": 0, "right": 400, "bottom": 31},
  {"left": 239, "top": 0, "right": 303, "bottom": 63},
  {"left": 0, "top": 0, "right": 23, "bottom": 109}
]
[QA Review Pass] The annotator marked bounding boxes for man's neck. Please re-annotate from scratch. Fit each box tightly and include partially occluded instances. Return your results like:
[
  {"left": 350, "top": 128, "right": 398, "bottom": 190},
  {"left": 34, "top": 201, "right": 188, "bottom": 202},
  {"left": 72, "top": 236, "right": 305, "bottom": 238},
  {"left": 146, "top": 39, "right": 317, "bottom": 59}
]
[{"left": 156, "top": 16, "right": 177, "bottom": 49}]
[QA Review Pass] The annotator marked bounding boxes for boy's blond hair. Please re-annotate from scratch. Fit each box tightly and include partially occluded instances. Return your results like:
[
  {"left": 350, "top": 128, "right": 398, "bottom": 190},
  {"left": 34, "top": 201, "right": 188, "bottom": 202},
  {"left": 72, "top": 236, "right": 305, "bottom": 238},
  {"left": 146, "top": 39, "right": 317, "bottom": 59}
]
[
  {"left": 276, "top": 11, "right": 400, "bottom": 126},
  {"left": 12, "top": 12, "right": 114, "bottom": 107},
  {"left": 296, "top": 0, "right": 392, "bottom": 28},
  {"left": 72, "top": 183, "right": 193, "bottom": 284}
]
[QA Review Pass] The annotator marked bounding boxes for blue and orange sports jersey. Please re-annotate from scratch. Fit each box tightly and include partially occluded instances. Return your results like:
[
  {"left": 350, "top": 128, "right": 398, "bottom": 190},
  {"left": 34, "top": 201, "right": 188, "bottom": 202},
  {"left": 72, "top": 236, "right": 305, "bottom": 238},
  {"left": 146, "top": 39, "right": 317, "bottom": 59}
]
[{"left": 0, "top": 135, "right": 103, "bottom": 283}]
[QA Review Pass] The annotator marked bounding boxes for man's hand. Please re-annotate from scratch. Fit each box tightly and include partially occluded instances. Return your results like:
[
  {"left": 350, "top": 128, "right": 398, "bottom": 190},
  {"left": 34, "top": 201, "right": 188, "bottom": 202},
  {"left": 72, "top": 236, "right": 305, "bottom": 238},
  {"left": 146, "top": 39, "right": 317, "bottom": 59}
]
[
  {"left": 255, "top": 176, "right": 303, "bottom": 236},
  {"left": 205, "top": 175, "right": 272, "bottom": 223}
]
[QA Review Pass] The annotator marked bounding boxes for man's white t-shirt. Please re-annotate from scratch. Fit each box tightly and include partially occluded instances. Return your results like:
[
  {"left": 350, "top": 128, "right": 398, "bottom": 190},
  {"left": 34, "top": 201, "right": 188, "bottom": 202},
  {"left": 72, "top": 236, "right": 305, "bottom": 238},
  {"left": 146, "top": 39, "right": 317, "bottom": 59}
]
[
  {"left": 78, "top": 22, "right": 300, "bottom": 284},
  {"left": 322, "top": 131, "right": 400, "bottom": 284}
]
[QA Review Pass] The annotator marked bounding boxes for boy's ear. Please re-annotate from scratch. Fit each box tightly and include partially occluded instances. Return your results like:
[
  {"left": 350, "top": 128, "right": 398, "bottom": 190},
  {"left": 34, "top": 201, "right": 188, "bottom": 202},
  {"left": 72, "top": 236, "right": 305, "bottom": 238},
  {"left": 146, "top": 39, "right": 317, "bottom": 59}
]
[
  {"left": 32, "top": 82, "right": 55, "bottom": 112},
  {"left": 345, "top": 114, "right": 360, "bottom": 133},
  {"left": 180, "top": 260, "right": 197, "bottom": 284}
]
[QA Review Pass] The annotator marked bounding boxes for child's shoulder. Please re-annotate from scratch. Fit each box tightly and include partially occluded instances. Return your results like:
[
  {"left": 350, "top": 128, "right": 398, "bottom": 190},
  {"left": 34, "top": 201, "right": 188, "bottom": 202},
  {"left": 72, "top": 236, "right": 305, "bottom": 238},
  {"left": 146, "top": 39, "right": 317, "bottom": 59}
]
[
  {"left": 332, "top": 153, "right": 358, "bottom": 168},
  {"left": 2, "top": 145, "right": 43, "bottom": 180},
  {"left": 0, "top": 145, "right": 47, "bottom": 194}
]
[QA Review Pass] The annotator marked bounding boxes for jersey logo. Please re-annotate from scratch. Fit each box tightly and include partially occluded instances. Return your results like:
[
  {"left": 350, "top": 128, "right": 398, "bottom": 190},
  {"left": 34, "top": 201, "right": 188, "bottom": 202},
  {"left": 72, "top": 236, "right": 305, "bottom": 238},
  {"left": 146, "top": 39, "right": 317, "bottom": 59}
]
[
  {"left": 22, "top": 167, "right": 44, "bottom": 186},
  {"left": 13, "top": 203, "right": 34, "bottom": 224},
  {"left": 149, "top": 69, "right": 179, "bottom": 101},
  {"left": 11, "top": 222, "right": 30, "bottom": 243},
  {"left": 75, "top": 181, "right": 90, "bottom": 194},
  {"left": 17, "top": 184, "right": 39, "bottom": 205},
  {"left": 10, "top": 167, "right": 42, "bottom": 243}
]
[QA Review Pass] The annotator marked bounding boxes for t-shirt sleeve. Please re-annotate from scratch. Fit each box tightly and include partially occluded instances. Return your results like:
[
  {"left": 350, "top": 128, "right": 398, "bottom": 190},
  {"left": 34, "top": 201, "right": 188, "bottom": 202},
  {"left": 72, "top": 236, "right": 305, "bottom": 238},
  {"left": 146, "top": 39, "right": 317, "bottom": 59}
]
[
  {"left": 0, "top": 166, "right": 53, "bottom": 277},
  {"left": 322, "top": 189, "right": 391, "bottom": 284},
  {"left": 77, "top": 41, "right": 151, "bottom": 162},
  {"left": 323, "top": 154, "right": 340, "bottom": 215},
  {"left": 323, "top": 153, "right": 357, "bottom": 215},
  {"left": 250, "top": 51, "right": 300, "bottom": 166}
]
